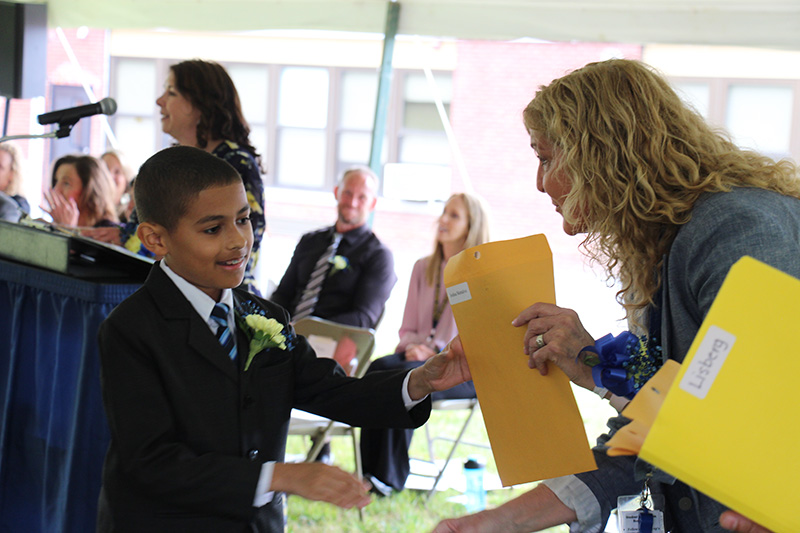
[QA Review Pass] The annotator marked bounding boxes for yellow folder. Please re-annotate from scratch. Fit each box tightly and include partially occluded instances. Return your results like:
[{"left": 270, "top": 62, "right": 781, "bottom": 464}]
[
  {"left": 605, "top": 359, "right": 681, "bottom": 458},
  {"left": 608, "top": 256, "right": 800, "bottom": 532},
  {"left": 444, "top": 234, "right": 596, "bottom": 486}
]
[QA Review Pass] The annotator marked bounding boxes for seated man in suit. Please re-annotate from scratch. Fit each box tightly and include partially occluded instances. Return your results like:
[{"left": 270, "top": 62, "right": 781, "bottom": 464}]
[
  {"left": 270, "top": 165, "right": 396, "bottom": 331},
  {"left": 270, "top": 166, "right": 397, "bottom": 463},
  {"left": 96, "top": 146, "right": 471, "bottom": 532}
]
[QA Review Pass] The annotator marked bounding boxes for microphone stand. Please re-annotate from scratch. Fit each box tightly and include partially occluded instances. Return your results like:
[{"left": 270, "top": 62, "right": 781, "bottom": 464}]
[
  {"left": 1, "top": 131, "right": 58, "bottom": 144},
  {"left": 0, "top": 119, "right": 77, "bottom": 144}
]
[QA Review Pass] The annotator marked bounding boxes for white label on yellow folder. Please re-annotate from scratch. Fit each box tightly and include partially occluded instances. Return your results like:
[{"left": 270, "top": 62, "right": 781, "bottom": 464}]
[
  {"left": 679, "top": 325, "right": 736, "bottom": 399},
  {"left": 444, "top": 234, "right": 596, "bottom": 487}
]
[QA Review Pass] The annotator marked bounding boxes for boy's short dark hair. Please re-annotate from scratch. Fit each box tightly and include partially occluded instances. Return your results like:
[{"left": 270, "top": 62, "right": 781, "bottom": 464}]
[{"left": 135, "top": 146, "right": 240, "bottom": 230}]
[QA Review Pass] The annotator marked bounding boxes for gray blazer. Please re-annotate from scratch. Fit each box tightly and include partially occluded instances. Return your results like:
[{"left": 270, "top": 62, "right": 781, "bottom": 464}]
[{"left": 576, "top": 187, "right": 800, "bottom": 531}]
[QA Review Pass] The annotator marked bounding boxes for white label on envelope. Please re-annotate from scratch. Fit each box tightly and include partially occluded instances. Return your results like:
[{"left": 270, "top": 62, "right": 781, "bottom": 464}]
[
  {"left": 679, "top": 325, "right": 736, "bottom": 400},
  {"left": 446, "top": 282, "right": 472, "bottom": 305}
]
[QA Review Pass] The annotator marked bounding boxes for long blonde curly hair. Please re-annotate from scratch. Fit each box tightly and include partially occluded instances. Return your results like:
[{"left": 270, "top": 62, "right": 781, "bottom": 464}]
[{"left": 523, "top": 59, "right": 800, "bottom": 320}]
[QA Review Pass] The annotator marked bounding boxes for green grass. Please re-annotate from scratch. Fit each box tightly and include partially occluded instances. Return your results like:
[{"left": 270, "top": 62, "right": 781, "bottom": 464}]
[
  {"left": 285, "top": 412, "right": 554, "bottom": 532},
  {"left": 284, "top": 391, "right": 615, "bottom": 533}
]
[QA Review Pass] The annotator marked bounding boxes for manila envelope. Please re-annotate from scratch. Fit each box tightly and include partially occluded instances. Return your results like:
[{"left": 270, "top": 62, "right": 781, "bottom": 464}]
[{"left": 444, "top": 234, "right": 596, "bottom": 486}]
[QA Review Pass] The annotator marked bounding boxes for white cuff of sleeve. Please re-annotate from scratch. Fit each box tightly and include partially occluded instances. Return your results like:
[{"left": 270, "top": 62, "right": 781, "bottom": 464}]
[
  {"left": 253, "top": 461, "right": 275, "bottom": 507},
  {"left": 609, "top": 394, "right": 631, "bottom": 412},
  {"left": 402, "top": 370, "right": 426, "bottom": 410},
  {"left": 542, "top": 475, "right": 603, "bottom": 533}
]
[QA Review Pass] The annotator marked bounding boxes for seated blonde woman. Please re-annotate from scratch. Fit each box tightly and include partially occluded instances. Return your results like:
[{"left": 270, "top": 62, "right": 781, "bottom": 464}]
[
  {"left": 101, "top": 150, "right": 136, "bottom": 222},
  {"left": 0, "top": 142, "right": 29, "bottom": 214},
  {"left": 360, "top": 192, "right": 491, "bottom": 495}
]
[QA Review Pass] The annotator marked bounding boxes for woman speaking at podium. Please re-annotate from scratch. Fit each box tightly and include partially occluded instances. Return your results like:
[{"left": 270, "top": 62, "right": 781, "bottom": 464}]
[{"left": 86, "top": 59, "right": 266, "bottom": 294}]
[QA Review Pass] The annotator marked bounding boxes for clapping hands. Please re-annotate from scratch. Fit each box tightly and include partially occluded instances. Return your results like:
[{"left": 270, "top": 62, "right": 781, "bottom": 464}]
[{"left": 42, "top": 189, "right": 79, "bottom": 227}]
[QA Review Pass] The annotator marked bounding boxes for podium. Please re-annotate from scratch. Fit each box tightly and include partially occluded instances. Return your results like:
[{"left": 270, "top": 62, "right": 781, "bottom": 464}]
[
  {"left": 0, "top": 222, "right": 152, "bottom": 532},
  {"left": 0, "top": 219, "right": 153, "bottom": 281}
]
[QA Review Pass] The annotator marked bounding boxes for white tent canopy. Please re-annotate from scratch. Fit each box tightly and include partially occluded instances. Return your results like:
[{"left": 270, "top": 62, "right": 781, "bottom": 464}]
[{"left": 14, "top": 0, "right": 800, "bottom": 50}]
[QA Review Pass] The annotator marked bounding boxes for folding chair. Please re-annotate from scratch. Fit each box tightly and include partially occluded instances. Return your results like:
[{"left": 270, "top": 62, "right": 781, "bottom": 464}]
[
  {"left": 287, "top": 317, "right": 376, "bottom": 475},
  {"left": 412, "top": 397, "right": 491, "bottom": 503}
]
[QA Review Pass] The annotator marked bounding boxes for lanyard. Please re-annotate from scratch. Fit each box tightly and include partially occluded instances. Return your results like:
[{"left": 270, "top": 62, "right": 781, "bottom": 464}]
[{"left": 429, "top": 267, "right": 447, "bottom": 341}]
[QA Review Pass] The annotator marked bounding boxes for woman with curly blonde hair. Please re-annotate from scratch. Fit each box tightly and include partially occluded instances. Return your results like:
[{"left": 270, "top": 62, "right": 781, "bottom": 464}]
[
  {"left": 433, "top": 59, "right": 800, "bottom": 533},
  {"left": 524, "top": 59, "right": 800, "bottom": 323}
]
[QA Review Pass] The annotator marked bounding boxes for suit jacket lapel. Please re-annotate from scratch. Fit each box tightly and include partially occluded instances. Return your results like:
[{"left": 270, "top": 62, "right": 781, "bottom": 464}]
[
  {"left": 232, "top": 291, "right": 251, "bottom": 372},
  {"left": 144, "top": 264, "right": 239, "bottom": 383},
  {"left": 235, "top": 325, "right": 248, "bottom": 373}
]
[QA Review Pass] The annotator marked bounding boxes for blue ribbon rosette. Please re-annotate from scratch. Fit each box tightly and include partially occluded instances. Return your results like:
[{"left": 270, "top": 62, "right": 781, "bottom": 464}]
[{"left": 581, "top": 331, "right": 660, "bottom": 400}]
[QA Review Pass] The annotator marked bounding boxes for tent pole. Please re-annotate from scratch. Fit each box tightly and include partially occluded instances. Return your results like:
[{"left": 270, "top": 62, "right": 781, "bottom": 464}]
[{"left": 368, "top": 1, "right": 400, "bottom": 180}]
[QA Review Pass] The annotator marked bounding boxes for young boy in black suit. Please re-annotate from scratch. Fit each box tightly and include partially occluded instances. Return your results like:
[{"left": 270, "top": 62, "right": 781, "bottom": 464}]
[{"left": 96, "top": 146, "right": 471, "bottom": 532}]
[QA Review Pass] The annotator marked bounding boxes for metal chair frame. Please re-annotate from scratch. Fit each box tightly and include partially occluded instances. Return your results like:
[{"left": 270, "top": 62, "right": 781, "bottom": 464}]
[
  {"left": 414, "top": 398, "right": 492, "bottom": 503},
  {"left": 287, "top": 317, "right": 376, "bottom": 475}
]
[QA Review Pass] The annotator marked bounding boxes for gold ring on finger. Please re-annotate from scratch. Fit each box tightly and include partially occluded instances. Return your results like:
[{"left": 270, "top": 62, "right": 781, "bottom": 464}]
[{"left": 535, "top": 333, "right": 545, "bottom": 350}]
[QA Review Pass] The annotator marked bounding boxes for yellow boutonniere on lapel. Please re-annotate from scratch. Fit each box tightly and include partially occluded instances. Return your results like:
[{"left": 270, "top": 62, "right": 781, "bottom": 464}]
[
  {"left": 328, "top": 254, "right": 349, "bottom": 276},
  {"left": 235, "top": 303, "right": 292, "bottom": 371}
]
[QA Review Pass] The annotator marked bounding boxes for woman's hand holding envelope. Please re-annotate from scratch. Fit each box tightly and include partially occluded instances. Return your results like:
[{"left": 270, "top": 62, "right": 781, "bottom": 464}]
[{"left": 512, "top": 302, "right": 596, "bottom": 391}]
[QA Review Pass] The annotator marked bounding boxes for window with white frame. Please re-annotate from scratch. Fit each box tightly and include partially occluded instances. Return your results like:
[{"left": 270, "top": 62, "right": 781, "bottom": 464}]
[
  {"left": 336, "top": 69, "right": 382, "bottom": 180},
  {"left": 398, "top": 72, "right": 451, "bottom": 165},
  {"left": 225, "top": 63, "right": 270, "bottom": 165},
  {"left": 108, "top": 58, "right": 457, "bottom": 194},
  {"left": 275, "top": 66, "right": 329, "bottom": 189},
  {"left": 109, "top": 57, "right": 159, "bottom": 171},
  {"left": 671, "top": 77, "right": 798, "bottom": 163}
]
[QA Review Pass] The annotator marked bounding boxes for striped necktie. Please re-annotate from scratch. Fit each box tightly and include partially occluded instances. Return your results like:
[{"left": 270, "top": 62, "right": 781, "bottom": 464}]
[
  {"left": 210, "top": 303, "right": 237, "bottom": 361},
  {"left": 293, "top": 231, "right": 343, "bottom": 321}
]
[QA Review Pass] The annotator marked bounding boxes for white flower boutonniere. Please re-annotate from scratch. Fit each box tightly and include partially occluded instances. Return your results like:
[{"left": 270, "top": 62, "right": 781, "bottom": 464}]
[
  {"left": 239, "top": 314, "right": 287, "bottom": 371},
  {"left": 329, "top": 254, "right": 350, "bottom": 276}
]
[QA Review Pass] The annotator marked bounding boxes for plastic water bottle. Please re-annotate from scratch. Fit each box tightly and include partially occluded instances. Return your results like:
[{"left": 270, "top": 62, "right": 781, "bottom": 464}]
[{"left": 463, "top": 456, "right": 486, "bottom": 512}]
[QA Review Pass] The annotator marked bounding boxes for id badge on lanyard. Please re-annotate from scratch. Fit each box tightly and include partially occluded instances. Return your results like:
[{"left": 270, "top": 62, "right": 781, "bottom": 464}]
[{"left": 617, "top": 476, "right": 665, "bottom": 533}]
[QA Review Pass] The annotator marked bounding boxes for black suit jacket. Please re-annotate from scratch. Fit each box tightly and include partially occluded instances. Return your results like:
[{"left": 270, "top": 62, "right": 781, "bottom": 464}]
[
  {"left": 270, "top": 224, "right": 396, "bottom": 328},
  {"left": 96, "top": 264, "right": 429, "bottom": 532}
]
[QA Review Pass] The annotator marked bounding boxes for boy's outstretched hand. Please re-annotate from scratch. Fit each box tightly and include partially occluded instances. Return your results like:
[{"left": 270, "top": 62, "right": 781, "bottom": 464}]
[
  {"left": 271, "top": 462, "right": 371, "bottom": 509},
  {"left": 407, "top": 336, "right": 471, "bottom": 401}
]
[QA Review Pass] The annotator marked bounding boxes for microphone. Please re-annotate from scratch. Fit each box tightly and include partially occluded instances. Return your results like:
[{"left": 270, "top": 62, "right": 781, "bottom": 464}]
[{"left": 37, "top": 97, "right": 117, "bottom": 126}]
